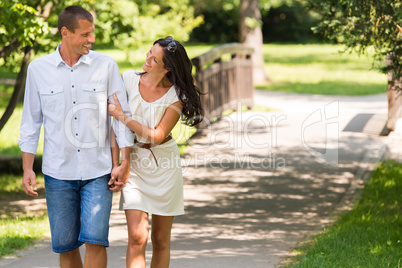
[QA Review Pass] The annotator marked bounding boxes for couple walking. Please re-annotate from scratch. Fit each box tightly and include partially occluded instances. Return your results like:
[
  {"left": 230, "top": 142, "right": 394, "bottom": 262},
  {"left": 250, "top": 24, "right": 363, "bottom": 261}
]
[{"left": 19, "top": 5, "right": 203, "bottom": 268}]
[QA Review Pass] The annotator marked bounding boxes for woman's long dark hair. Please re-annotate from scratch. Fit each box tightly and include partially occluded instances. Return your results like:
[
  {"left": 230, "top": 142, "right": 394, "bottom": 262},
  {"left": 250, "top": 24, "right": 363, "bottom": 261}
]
[{"left": 152, "top": 37, "right": 204, "bottom": 127}]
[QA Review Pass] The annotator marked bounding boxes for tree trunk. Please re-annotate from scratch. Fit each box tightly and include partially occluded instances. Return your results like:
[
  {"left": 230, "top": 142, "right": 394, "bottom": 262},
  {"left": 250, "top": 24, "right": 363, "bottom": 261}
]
[
  {"left": 386, "top": 53, "right": 402, "bottom": 131},
  {"left": 239, "top": 0, "right": 270, "bottom": 84},
  {"left": 0, "top": 46, "right": 32, "bottom": 132}
]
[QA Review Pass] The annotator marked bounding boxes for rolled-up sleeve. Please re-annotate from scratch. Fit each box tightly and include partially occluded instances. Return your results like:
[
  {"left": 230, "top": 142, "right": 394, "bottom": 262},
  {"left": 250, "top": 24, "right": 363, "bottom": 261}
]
[
  {"left": 18, "top": 64, "right": 43, "bottom": 154},
  {"left": 108, "top": 60, "right": 134, "bottom": 148}
]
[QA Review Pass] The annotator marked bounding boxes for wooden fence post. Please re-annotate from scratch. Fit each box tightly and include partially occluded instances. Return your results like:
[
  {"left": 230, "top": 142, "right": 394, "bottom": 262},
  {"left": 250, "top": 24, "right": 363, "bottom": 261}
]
[{"left": 191, "top": 43, "right": 254, "bottom": 129}]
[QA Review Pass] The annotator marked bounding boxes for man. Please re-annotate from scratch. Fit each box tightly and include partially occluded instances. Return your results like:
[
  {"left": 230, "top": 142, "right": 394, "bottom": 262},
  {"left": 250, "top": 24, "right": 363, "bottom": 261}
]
[{"left": 18, "top": 6, "right": 133, "bottom": 268}]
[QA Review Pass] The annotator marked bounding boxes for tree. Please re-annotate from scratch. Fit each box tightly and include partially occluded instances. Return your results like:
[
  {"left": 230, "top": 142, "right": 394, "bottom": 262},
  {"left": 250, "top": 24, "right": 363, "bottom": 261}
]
[
  {"left": 308, "top": 0, "right": 402, "bottom": 130},
  {"left": 308, "top": 0, "right": 401, "bottom": 83},
  {"left": 0, "top": 0, "right": 56, "bottom": 132},
  {"left": 239, "top": 0, "right": 270, "bottom": 84},
  {"left": 95, "top": 0, "right": 202, "bottom": 65}
]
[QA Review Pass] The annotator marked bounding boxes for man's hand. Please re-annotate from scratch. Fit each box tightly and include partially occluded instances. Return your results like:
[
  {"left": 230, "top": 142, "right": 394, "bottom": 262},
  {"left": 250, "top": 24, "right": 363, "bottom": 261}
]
[
  {"left": 108, "top": 161, "right": 130, "bottom": 192},
  {"left": 21, "top": 169, "right": 38, "bottom": 196}
]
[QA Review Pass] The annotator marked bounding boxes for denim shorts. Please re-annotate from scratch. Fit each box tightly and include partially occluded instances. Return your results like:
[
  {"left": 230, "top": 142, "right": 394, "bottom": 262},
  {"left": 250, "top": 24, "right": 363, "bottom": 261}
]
[{"left": 44, "top": 174, "right": 113, "bottom": 253}]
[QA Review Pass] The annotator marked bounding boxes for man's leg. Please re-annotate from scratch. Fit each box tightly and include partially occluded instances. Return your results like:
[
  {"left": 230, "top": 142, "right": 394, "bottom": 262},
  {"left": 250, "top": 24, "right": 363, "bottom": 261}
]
[
  {"left": 84, "top": 243, "right": 107, "bottom": 268},
  {"left": 60, "top": 248, "right": 83, "bottom": 268},
  {"left": 44, "top": 175, "right": 84, "bottom": 267},
  {"left": 79, "top": 174, "right": 113, "bottom": 268}
]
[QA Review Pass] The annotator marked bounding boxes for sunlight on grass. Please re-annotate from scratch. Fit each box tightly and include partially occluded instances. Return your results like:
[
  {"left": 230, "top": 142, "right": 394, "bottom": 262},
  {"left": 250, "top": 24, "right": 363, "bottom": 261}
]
[
  {"left": 0, "top": 107, "right": 44, "bottom": 157},
  {"left": 258, "top": 44, "right": 387, "bottom": 95},
  {"left": 286, "top": 160, "right": 402, "bottom": 267},
  {"left": 0, "top": 215, "right": 49, "bottom": 259},
  {"left": 0, "top": 173, "right": 48, "bottom": 260}
]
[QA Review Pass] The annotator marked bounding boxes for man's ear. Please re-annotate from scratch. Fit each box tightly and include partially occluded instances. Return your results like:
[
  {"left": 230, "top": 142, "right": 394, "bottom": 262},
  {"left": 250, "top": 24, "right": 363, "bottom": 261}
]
[{"left": 60, "top": 26, "right": 69, "bottom": 38}]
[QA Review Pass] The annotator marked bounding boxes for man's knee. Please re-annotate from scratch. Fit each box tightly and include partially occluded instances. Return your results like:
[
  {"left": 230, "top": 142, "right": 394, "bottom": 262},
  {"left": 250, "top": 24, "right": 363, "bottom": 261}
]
[{"left": 85, "top": 243, "right": 106, "bottom": 253}]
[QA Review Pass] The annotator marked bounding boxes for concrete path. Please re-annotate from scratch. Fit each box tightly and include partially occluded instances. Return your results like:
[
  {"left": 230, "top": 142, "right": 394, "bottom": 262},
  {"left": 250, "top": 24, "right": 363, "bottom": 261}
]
[{"left": 1, "top": 91, "right": 394, "bottom": 268}]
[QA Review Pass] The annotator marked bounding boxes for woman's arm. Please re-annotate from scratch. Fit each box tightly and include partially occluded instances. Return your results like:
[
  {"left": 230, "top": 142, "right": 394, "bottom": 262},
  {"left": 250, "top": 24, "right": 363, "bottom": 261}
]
[
  {"left": 110, "top": 128, "right": 120, "bottom": 168},
  {"left": 108, "top": 94, "right": 182, "bottom": 145}
]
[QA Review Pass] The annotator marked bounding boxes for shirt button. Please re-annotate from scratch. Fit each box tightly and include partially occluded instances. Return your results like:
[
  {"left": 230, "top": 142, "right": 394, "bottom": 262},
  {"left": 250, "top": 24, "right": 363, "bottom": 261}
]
[
  {"left": 72, "top": 85, "right": 74, "bottom": 88},
  {"left": 51, "top": 91, "right": 53, "bottom": 93},
  {"left": 93, "top": 89, "right": 96, "bottom": 91},
  {"left": 75, "top": 133, "right": 78, "bottom": 136},
  {"left": 73, "top": 101, "right": 76, "bottom": 104},
  {"left": 78, "top": 149, "right": 80, "bottom": 152},
  {"left": 71, "top": 70, "right": 73, "bottom": 72},
  {"left": 74, "top": 117, "right": 77, "bottom": 120}
]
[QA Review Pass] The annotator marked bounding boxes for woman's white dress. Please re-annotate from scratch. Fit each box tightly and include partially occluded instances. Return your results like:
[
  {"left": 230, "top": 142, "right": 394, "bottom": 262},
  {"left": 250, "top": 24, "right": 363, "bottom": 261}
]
[{"left": 119, "top": 70, "right": 184, "bottom": 216}]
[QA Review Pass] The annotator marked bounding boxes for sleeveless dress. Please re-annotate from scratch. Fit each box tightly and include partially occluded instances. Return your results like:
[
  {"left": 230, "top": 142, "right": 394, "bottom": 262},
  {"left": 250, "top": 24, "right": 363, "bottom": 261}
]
[{"left": 119, "top": 70, "right": 184, "bottom": 216}]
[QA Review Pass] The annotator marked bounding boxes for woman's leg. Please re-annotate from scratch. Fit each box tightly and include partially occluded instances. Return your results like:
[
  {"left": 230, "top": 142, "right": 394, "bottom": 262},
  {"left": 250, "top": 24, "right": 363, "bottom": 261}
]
[
  {"left": 150, "top": 215, "right": 174, "bottom": 268},
  {"left": 125, "top": 210, "right": 149, "bottom": 268}
]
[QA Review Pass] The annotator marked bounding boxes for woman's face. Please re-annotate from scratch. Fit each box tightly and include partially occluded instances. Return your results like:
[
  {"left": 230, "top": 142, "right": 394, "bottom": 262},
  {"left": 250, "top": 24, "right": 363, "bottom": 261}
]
[{"left": 142, "top": 43, "right": 168, "bottom": 76}]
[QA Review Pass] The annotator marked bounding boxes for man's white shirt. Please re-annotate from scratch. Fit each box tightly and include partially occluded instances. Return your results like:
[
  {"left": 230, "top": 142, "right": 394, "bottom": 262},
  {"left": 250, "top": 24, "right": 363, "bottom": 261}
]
[{"left": 19, "top": 45, "right": 134, "bottom": 180}]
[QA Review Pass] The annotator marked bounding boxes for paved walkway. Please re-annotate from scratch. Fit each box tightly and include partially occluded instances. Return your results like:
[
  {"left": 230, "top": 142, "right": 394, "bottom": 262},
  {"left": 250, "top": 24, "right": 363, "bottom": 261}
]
[{"left": 1, "top": 91, "right": 398, "bottom": 268}]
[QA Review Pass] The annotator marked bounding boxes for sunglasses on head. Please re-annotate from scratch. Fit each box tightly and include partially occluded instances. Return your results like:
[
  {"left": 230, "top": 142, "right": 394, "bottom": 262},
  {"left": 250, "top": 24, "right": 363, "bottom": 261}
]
[{"left": 165, "top": 36, "right": 177, "bottom": 53}]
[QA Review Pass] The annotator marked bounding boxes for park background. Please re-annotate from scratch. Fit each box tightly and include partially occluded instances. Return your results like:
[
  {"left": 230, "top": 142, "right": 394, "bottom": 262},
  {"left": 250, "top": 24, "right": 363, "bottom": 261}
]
[{"left": 0, "top": 0, "right": 401, "bottom": 267}]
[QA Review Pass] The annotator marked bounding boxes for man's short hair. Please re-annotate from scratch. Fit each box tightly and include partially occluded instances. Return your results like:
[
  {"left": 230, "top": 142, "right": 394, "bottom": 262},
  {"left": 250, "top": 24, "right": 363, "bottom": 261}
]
[{"left": 57, "top": 6, "right": 93, "bottom": 38}]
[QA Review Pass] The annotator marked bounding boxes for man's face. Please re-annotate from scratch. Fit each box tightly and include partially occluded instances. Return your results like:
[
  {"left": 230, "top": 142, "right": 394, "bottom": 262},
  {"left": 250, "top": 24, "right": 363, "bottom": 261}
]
[{"left": 64, "top": 19, "right": 95, "bottom": 56}]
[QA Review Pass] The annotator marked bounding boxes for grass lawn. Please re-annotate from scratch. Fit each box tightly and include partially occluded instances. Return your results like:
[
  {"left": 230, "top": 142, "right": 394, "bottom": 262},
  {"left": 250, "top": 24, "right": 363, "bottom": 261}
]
[
  {"left": 283, "top": 160, "right": 402, "bottom": 267},
  {"left": 257, "top": 44, "right": 387, "bottom": 95},
  {"left": 0, "top": 174, "right": 49, "bottom": 259},
  {"left": 0, "top": 215, "right": 49, "bottom": 259}
]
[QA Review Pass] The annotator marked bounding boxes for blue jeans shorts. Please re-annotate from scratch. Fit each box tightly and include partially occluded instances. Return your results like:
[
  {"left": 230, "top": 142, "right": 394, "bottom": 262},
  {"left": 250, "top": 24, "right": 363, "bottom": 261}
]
[{"left": 44, "top": 174, "right": 113, "bottom": 253}]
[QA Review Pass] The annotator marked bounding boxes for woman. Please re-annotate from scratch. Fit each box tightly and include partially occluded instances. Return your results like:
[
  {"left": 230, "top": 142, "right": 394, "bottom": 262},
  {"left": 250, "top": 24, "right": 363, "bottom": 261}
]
[{"left": 108, "top": 36, "right": 203, "bottom": 268}]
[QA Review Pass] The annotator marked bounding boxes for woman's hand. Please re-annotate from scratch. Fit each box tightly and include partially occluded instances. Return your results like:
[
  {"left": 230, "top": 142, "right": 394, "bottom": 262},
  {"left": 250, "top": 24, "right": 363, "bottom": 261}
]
[{"left": 108, "top": 94, "right": 125, "bottom": 119}]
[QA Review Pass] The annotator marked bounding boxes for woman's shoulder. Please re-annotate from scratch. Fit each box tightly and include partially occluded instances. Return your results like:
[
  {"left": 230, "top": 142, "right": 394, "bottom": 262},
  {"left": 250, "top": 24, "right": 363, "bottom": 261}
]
[
  {"left": 123, "top": 70, "right": 142, "bottom": 97},
  {"left": 167, "top": 85, "right": 180, "bottom": 104},
  {"left": 122, "top": 70, "right": 142, "bottom": 81}
]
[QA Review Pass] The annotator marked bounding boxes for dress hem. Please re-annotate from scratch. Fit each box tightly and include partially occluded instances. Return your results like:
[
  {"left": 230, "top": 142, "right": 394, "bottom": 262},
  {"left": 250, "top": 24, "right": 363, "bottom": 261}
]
[{"left": 120, "top": 207, "right": 185, "bottom": 216}]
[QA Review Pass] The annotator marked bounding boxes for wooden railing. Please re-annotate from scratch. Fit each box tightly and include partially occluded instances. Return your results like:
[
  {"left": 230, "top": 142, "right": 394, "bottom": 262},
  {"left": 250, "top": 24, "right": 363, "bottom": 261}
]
[{"left": 192, "top": 43, "right": 254, "bottom": 128}]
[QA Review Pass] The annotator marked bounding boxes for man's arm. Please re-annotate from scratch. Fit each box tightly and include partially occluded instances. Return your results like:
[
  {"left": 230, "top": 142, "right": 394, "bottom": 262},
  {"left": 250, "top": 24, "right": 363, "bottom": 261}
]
[
  {"left": 19, "top": 64, "right": 42, "bottom": 197},
  {"left": 21, "top": 152, "right": 38, "bottom": 196},
  {"left": 107, "top": 61, "right": 134, "bottom": 149}
]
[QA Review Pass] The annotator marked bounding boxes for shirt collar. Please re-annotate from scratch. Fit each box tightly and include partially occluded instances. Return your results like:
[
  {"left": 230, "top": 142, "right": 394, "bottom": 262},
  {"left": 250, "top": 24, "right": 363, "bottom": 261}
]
[{"left": 54, "top": 44, "right": 92, "bottom": 67}]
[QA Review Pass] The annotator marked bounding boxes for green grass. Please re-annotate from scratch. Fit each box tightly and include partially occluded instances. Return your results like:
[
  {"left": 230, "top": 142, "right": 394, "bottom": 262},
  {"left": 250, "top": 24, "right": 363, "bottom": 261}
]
[
  {"left": 0, "top": 106, "right": 44, "bottom": 157},
  {"left": 0, "top": 174, "right": 49, "bottom": 259},
  {"left": 257, "top": 44, "right": 387, "bottom": 95},
  {"left": 284, "top": 160, "right": 402, "bottom": 267},
  {"left": 0, "top": 215, "right": 49, "bottom": 259}
]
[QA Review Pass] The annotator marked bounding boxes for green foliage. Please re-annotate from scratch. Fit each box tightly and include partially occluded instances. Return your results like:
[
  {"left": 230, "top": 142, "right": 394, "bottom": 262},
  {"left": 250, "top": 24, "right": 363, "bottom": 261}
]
[
  {"left": 190, "top": 0, "right": 320, "bottom": 43},
  {"left": 1, "top": 0, "right": 202, "bottom": 70},
  {"left": 0, "top": 0, "right": 49, "bottom": 71},
  {"left": 288, "top": 160, "right": 402, "bottom": 267},
  {"left": 308, "top": 0, "right": 402, "bottom": 82},
  {"left": 261, "top": 1, "right": 321, "bottom": 43},
  {"left": 97, "top": 0, "right": 203, "bottom": 62}
]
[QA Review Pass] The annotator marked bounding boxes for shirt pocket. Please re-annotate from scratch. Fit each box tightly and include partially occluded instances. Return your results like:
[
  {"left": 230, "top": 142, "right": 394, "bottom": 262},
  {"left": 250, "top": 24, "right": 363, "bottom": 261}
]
[
  {"left": 40, "top": 86, "right": 65, "bottom": 118},
  {"left": 82, "top": 83, "right": 107, "bottom": 104}
]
